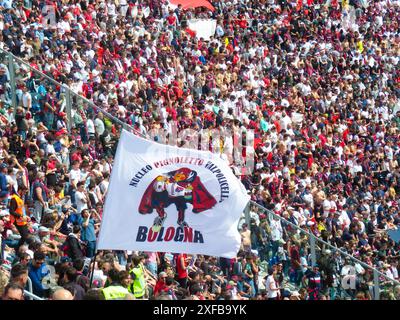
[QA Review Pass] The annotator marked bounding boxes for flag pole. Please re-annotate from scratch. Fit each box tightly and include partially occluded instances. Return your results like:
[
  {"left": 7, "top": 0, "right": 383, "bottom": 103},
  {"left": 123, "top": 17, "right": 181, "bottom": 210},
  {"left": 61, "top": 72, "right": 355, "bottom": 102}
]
[{"left": 89, "top": 250, "right": 99, "bottom": 288}]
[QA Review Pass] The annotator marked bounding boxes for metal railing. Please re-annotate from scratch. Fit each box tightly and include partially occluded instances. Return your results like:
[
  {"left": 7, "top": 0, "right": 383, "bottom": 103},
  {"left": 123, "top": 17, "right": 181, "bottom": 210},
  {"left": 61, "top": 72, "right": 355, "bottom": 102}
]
[
  {"left": 24, "top": 277, "right": 45, "bottom": 300},
  {"left": 24, "top": 290, "right": 45, "bottom": 300},
  {"left": 246, "top": 202, "right": 400, "bottom": 300},
  {"left": 1, "top": 47, "right": 399, "bottom": 299}
]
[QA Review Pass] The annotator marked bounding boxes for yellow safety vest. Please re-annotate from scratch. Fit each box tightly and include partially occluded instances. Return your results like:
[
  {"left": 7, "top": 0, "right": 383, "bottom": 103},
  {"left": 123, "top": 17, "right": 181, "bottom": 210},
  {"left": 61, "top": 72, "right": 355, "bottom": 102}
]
[
  {"left": 129, "top": 265, "right": 146, "bottom": 298},
  {"left": 102, "top": 285, "right": 129, "bottom": 300}
]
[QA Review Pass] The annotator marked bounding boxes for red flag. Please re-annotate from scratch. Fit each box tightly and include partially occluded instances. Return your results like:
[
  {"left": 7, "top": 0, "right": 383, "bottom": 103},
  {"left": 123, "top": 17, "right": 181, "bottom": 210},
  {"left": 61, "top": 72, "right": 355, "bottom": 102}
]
[
  {"left": 307, "top": 0, "right": 313, "bottom": 5},
  {"left": 185, "top": 27, "right": 196, "bottom": 38},
  {"left": 169, "top": 0, "right": 215, "bottom": 11}
]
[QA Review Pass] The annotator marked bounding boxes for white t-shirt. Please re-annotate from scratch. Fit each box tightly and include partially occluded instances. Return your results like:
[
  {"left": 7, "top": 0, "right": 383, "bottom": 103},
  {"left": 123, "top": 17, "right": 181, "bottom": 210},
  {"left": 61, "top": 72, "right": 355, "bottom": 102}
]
[
  {"left": 87, "top": 119, "right": 95, "bottom": 135},
  {"left": 99, "top": 180, "right": 109, "bottom": 195},
  {"left": 95, "top": 118, "right": 105, "bottom": 135},
  {"left": 7, "top": 169, "right": 18, "bottom": 193},
  {"left": 69, "top": 169, "right": 81, "bottom": 186},
  {"left": 270, "top": 219, "right": 283, "bottom": 241},
  {"left": 22, "top": 92, "right": 32, "bottom": 109},
  {"left": 75, "top": 190, "right": 88, "bottom": 214},
  {"left": 265, "top": 275, "right": 278, "bottom": 298},
  {"left": 323, "top": 199, "right": 331, "bottom": 216}
]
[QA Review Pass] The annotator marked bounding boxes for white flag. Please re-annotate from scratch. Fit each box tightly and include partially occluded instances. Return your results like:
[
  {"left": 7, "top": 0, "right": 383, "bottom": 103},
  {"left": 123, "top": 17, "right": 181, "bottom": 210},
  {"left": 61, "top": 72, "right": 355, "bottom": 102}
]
[
  {"left": 187, "top": 19, "right": 217, "bottom": 41},
  {"left": 97, "top": 130, "right": 250, "bottom": 258}
]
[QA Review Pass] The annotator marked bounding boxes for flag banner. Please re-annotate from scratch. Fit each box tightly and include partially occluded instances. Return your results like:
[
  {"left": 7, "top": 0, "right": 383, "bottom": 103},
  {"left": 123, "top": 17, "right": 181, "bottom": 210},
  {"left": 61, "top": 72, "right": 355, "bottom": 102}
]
[
  {"left": 169, "top": 0, "right": 215, "bottom": 11},
  {"left": 187, "top": 19, "right": 217, "bottom": 41},
  {"left": 97, "top": 130, "right": 250, "bottom": 258}
]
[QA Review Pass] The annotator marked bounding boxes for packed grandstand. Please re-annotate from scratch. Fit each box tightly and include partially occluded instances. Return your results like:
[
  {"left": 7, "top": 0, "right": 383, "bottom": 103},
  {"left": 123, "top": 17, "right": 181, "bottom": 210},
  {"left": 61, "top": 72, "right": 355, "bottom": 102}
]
[{"left": 0, "top": 0, "right": 400, "bottom": 300}]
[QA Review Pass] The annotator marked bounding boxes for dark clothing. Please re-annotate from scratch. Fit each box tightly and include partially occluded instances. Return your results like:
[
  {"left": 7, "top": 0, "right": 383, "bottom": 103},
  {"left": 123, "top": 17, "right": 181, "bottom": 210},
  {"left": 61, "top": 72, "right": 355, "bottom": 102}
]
[
  {"left": 32, "top": 180, "right": 48, "bottom": 202},
  {"left": 367, "top": 221, "right": 376, "bottom": 237},
  {"left": 64, "top": 282, "right": 86, "bottom": 300},
  {"left": 76, "top": 273, "right": 90, "bottom": 292},
  {"left": 15, "top": 224, "right": 30, "bottom": 249},
  {"left": 65, "top": 234, "right": 85, "bottom": 262},
  {"left": 177, "top": 277, "right": 188, "bottom": 289}
]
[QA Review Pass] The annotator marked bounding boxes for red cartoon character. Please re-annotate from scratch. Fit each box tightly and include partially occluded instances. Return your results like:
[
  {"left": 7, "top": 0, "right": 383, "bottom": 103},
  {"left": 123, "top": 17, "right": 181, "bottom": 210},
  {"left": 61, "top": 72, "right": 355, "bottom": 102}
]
[{"left": 139, "top": 168, "right": 217, "bottom": 231}]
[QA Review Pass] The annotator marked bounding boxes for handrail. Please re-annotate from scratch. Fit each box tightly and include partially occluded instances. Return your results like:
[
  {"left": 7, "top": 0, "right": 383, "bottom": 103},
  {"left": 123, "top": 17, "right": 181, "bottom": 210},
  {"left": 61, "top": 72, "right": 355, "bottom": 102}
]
[
  {"left": 24, "top": 290, "right": 45, "bottom": 300},
  {"left": 0, "top": 47, "right": 147, "bottom": 139},
  {"left": 250, "top": 201, "right": 400, "bottom": 288},
  {"left": 26, "top": 276, "right": 34, "bottom": 300},
  {"left": 1, "top": 46, "right": 399, "bottom": 291}
]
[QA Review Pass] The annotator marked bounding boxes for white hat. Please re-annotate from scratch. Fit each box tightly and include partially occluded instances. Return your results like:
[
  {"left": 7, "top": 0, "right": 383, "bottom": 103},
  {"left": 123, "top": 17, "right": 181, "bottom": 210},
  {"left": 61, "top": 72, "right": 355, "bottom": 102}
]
[
  {"left": 38, "top": 226, "right": 50, "bottom": 233},
  {"left": 26, "top": 249, "right": 34, "bottom": 259},
  {"left": 0, "top": 210, "right": 9, "bottom": 217}
]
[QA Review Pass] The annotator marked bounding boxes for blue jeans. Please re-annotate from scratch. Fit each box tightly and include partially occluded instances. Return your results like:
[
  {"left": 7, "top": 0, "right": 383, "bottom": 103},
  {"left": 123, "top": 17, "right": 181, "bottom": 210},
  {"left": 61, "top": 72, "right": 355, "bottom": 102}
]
[
  {"left": 247, "top": 279, "right": 256, "bottom": 298},
  {"left": 117, "top": 252, "right": 127, "bottom": 266},
  {"left": 294, "top": 268, "right": 303, "bottom": 287},
  {"left": 146, "top": 262, "right": 158, "bottom": 277},
  {"left": 85, "top": 241, "right": 96, "bottom": 258}
]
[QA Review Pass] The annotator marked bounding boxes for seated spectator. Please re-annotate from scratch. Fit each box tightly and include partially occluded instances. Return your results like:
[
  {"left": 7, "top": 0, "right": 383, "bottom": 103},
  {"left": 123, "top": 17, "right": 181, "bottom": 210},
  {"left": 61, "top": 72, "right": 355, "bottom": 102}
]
[
  {"left": 51, "top": 288, "right": 74, "bottom": 300},
  {"left": 2, "top": 283, "right": 24, "bottom": 300},
  {"left": 63, "top": 267, "right": 86, "bottom": 300},
  {"left": 28, "top": 251, "right": 50, "bottom": 298}
]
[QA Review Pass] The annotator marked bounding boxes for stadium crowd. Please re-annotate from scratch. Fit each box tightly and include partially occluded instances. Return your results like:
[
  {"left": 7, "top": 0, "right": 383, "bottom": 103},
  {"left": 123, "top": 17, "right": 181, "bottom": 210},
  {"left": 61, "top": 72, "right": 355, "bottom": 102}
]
[{"left": 0, "top": 0, "right": 400, "bottom": 300}]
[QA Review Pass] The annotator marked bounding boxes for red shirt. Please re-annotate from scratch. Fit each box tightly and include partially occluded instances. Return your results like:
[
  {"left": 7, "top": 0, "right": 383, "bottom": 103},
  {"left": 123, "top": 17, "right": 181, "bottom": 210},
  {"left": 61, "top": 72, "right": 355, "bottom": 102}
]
[
  {"left": 166, "top": 14, "right": 176, "bottom": 25},
  {"left": 154, "top": 280, "right": 167, "bottom": 296},
  {"left": 71, "top": 152, "right": 82, "bottom": 163},
  {"left": 176, "top": 254, "right": 188, "bottom": 279}
]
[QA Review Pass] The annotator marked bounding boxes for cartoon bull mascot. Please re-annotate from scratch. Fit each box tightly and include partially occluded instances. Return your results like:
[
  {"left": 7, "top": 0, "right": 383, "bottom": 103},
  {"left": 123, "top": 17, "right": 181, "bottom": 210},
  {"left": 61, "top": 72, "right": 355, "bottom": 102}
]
[{"left": 138, "top": 168, "right": 217, "bottom": 231}]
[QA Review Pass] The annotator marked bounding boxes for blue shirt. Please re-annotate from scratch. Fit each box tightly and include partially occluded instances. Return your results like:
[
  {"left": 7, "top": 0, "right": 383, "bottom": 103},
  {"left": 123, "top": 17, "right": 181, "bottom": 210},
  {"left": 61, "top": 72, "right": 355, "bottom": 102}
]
[
  {"left": 0, "top": 173, "right": 7, "bottom": 192},
  {"left": 260, "top": 118, "right": 269, "bottom": 132},
  {"left": 1, "top": 0, "right": 12, "bottom": 9},
  {"left": 28, "top": 262, "right": 50, "bottom": 297},
  {"left": 80, "top": 218, "right": 96, "bottom": 242},
  {"left": 68, "top": 213, "right": 81, "bottom": 225}
]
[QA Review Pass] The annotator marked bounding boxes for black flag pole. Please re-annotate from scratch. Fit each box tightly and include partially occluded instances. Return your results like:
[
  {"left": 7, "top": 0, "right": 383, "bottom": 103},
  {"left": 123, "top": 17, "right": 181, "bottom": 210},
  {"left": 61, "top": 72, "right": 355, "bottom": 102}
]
[{"left": 89, "top": 250, "right": 99, "bottom": 289}]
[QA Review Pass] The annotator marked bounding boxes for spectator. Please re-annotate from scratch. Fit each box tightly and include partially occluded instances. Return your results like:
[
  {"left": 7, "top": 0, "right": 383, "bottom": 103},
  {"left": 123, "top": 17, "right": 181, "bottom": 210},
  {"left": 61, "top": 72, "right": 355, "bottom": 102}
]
[
  {"left": 51, "top": 288, "right": 74, "bottom": 300},
  {"left": 175, "top": 253, "right": 189, "bottom": 289},
  {"left": 63, "top": 224, "right": 85, "bottom": 263},
  {"left": 28, "top": 251, "right": 50, "bottom": 298},
  {"left": 63, "top": 266, "right": 86, "bottom": 300},
  {"left": 79, "top": 209, "right": 98, "bottom": 259},
  {"left": 101, "top": 268, "right": 129, "bottom": 300},
  {"left": 31, "top": 172, "right": 48, "bottom": 223},
  {"left": 9, "top": 263, "right": 28, "bottom": 289},
  {"left": 153, "top": 271, "right": 168, "bottom": 297},
  {"left": 9, "top": 184, "right": 29, "bottom": 249},
  {"left": 128, "top": 255, "right": 147, "bottom": 299},
  {"left": 2, "top": 282, "right": 24, "bottom": 300},
  {"left": 264, "top": 269, "right": 280, "bottom": 301},
  {"left": 303, "top": 265, "right": 322, "bottom": 301},
  {"left": 0, "top": 0, "right": 399, "bottom": 301}
]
